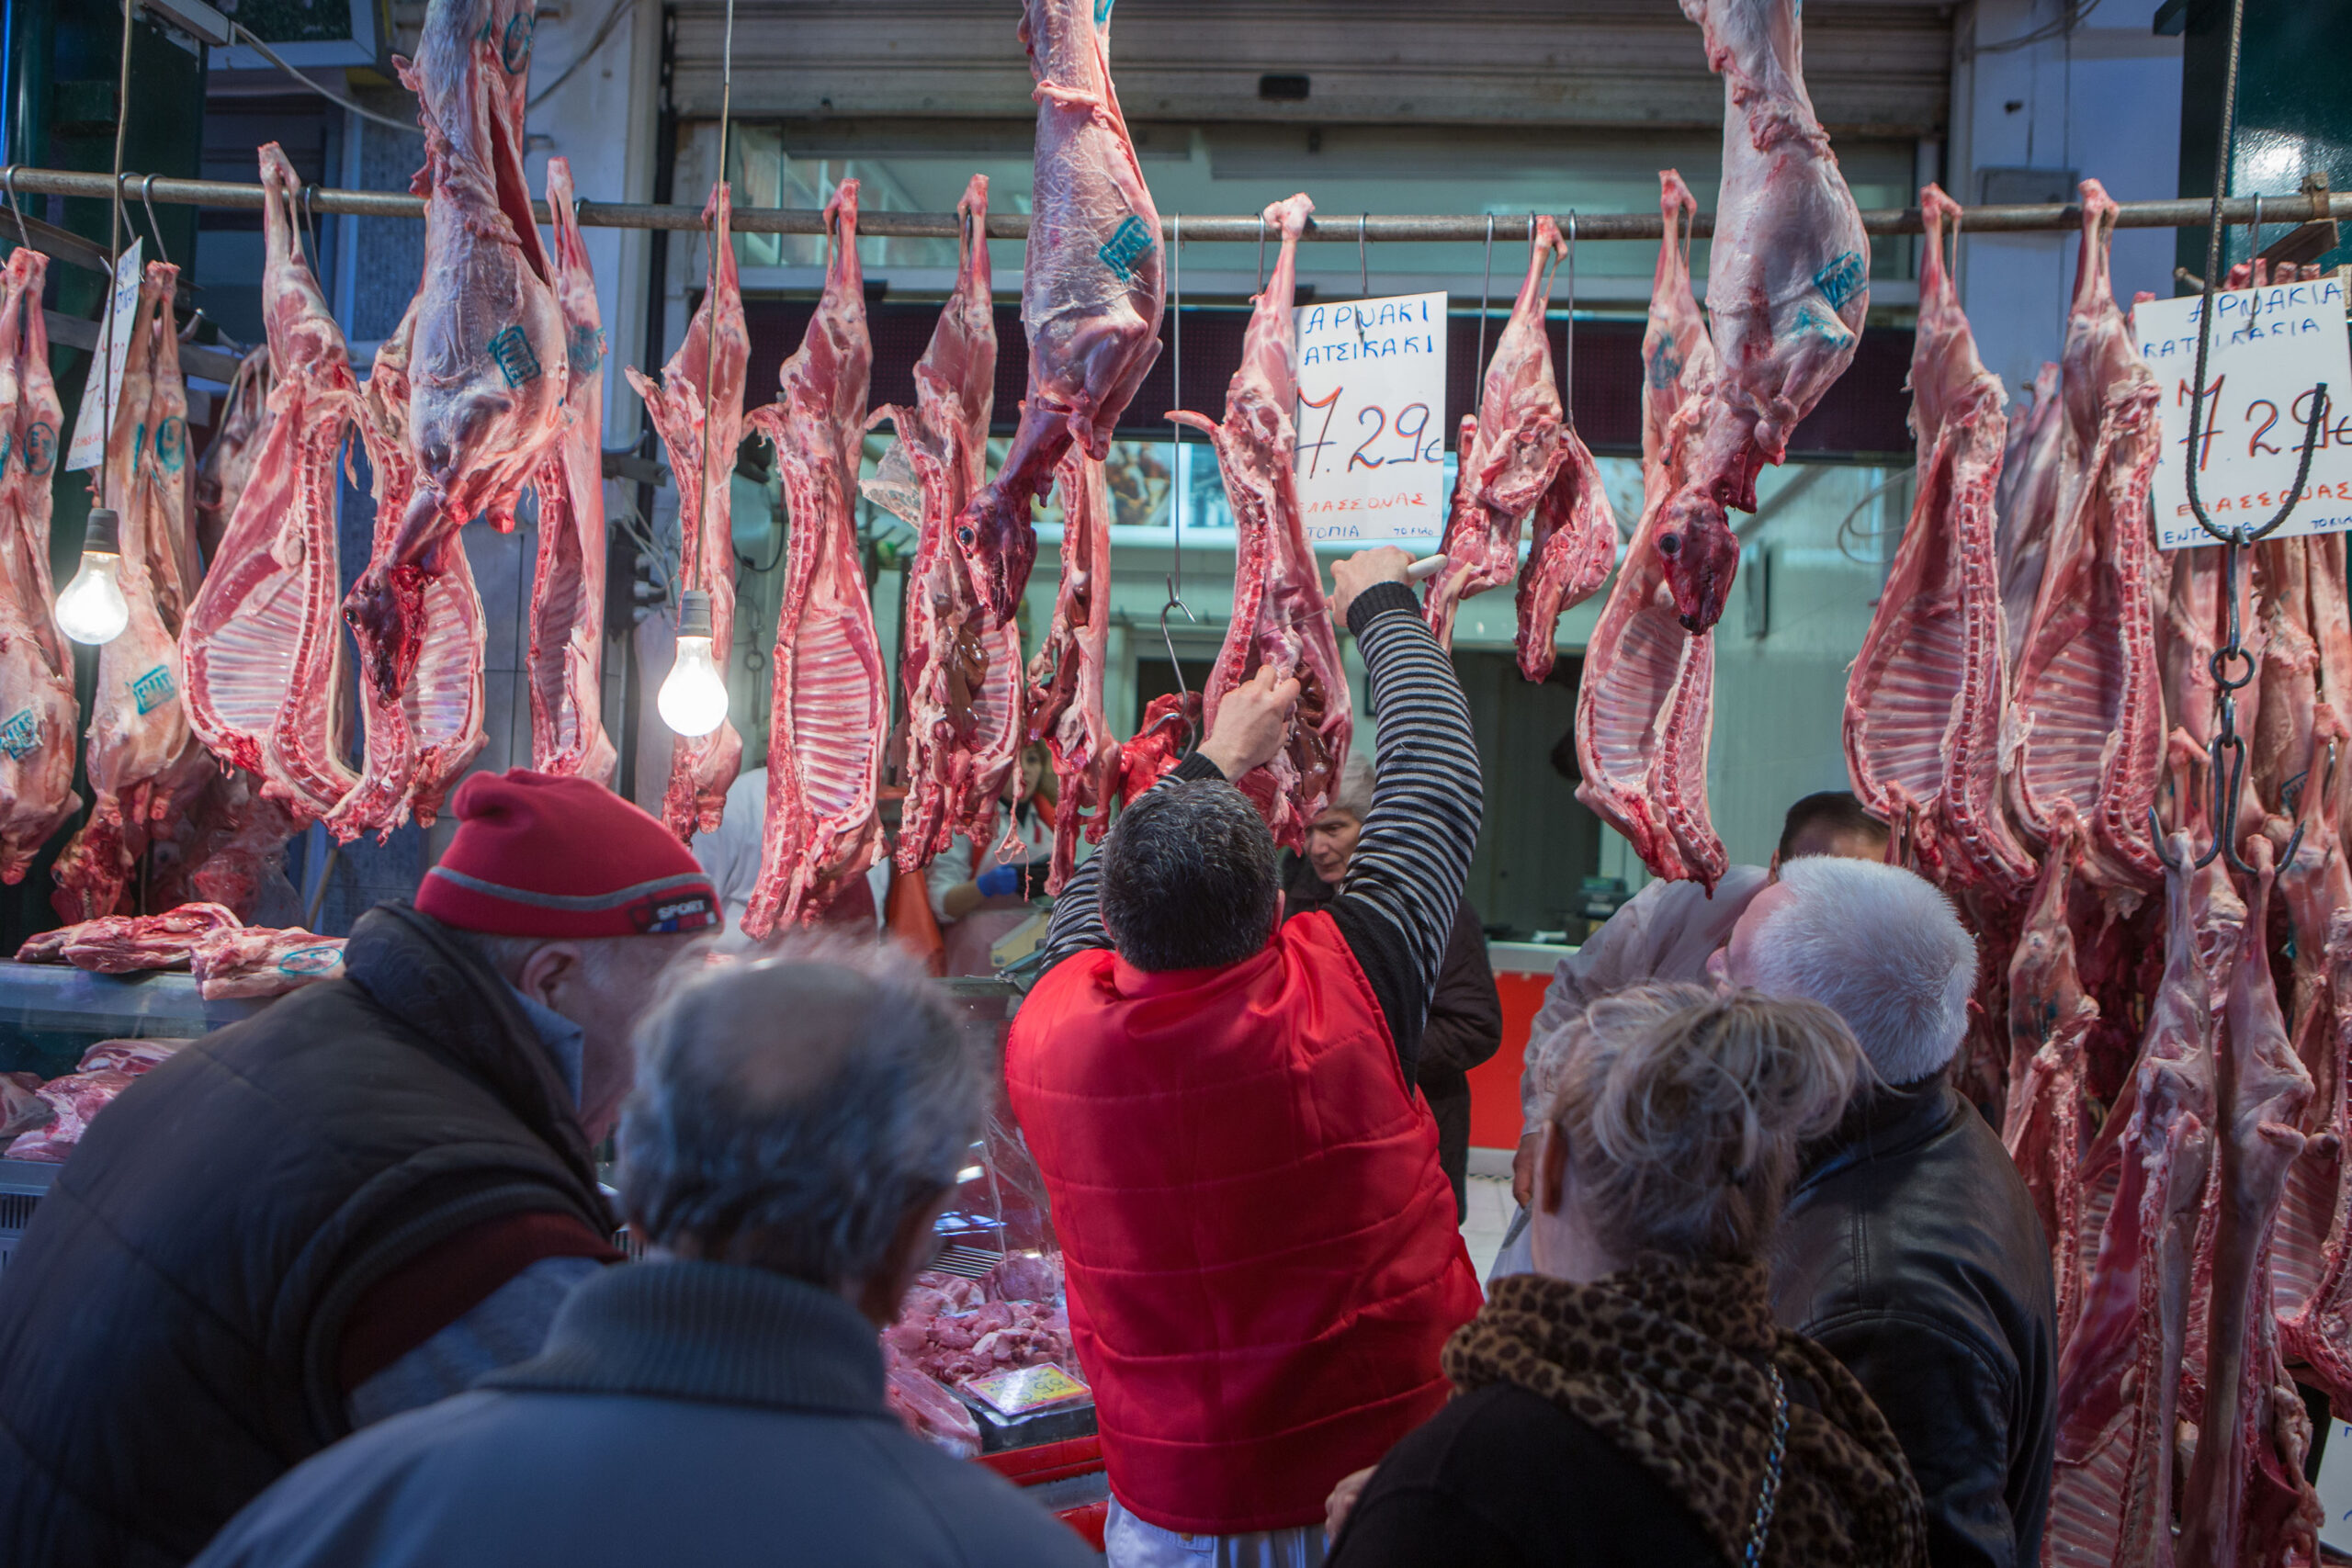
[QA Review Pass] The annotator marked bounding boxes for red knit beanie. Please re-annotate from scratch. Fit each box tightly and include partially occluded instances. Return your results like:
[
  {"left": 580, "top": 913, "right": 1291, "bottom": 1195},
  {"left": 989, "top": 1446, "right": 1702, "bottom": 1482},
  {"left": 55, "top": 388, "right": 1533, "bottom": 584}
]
[{"left": 416, "top": 769, "right": 721, "bottom": 939}]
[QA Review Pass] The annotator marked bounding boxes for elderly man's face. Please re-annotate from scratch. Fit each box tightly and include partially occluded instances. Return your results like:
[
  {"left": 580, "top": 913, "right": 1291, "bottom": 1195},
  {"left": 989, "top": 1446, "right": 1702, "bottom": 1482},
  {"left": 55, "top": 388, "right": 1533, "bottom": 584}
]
[{"left": 1306, "top": 808, "right": 1363, "bottom": 886}]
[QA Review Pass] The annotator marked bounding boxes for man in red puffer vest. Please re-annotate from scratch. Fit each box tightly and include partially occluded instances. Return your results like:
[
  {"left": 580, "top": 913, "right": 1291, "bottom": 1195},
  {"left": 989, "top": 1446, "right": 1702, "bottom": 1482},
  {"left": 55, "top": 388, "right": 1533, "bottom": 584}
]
[{"left": 1007, "top": 548, "right": 1484, "bottom": 1566}]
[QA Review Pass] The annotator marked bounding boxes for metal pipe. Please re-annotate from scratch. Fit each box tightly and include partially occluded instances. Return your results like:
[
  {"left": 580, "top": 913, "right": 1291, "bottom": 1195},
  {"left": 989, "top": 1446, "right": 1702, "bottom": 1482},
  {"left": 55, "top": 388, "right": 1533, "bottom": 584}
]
[{"left": 3, "top": 163, "right": 2349, "bottom": 242}]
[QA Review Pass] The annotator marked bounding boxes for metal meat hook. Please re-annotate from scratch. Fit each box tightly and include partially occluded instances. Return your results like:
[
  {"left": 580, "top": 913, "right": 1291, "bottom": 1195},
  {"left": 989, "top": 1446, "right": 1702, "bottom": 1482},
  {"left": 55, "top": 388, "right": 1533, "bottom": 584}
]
[
  {"left": 0, "top": 167, "right": 27, "bottom": 253},
  {"left": 1563, "top": 212, "right": 1578, "bottom": 430},
  {"left": 1159, "top": 574, "right": 1200, "bottom": 749}
]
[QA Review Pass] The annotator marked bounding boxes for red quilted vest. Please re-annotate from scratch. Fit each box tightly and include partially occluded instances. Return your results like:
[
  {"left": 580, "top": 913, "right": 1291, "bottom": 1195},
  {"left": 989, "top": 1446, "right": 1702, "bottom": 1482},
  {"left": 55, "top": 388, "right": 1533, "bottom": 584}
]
[{"left": 1005, "top": 911, "right": 1482, "bottom": 1534}]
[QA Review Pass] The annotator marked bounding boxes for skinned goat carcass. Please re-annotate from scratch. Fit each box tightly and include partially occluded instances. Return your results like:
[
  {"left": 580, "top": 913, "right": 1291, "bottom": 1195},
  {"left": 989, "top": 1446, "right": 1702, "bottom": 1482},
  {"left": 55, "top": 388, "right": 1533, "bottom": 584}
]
[
  {"left": 2272, "top": 706, "right": 2352, "bottom": 1408},
  {"left": 1996, "top": 362, "right": 2064, "bottom": 669},
  {"left": 2005, "top": 183, "right": 2165, "bottom": 908},
  {"left": 954, "top": 0, "right": 1163, "bottom": 622},
  {"left": 628, "top": 183, "right": 749, "bottom": 840},
  {"left": 1025, "top": 450, "right": 1118, "bottom": 892},
  {"left": 0, "top": 248, "right": 79, "bottom": 881},
  {"left": 193, "top": 345, "right": 270, "bottom": 568},
  {"left": 189, "top": 922, "right": 345, "bottom": 999},
  {"left": 16, "top": 900, "right": 241, "bottom": 971},
  {"left": 181, "top": 144, "right": 364, "bottom": 826},
  {"left": 526, "top": 156, "right": 616, "bottom": 784},
  {"left": 1844, "top": 186, "right": 2038, "bottom": 903},
  {"left": 877, "top": 176, "right": 1013, "bottom": 873},
  {"left": 1424, "top": 216, "right": 1573, "bottom": 649},
  {"left": 338, "top": 0, "right": 561, "bottom": 836},
  {"left": 53, "top": 264, "right": 205, "bottom": 920},
  {"left": 1172, "top": 193, "right": 1351, "bottom": 852},
  {"left": 2041, "top": 831, "right": 2228, "bottom": 1568},
  {"left": 1655, "top": 0, "right": 1868, "bottom": 634},
  {"left": 741, "top": 183, "right": 885, "bottom": 935},
  {"left": 2176, "top": 843, "right": 2323, "bottom": 1567},
  {"left": 1575, "top": 174, "right": 1724, "bottom": 889},
  {"left": 2002, "top": 804, "right": 2098, "bottom": 1341}
]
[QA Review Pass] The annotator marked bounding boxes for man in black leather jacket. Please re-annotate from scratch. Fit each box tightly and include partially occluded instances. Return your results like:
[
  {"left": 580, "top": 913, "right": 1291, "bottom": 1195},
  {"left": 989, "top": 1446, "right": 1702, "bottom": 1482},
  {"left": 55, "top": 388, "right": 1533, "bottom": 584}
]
[{"left": 1715, "top": 854, "right": 2056, "bottom": 1568}]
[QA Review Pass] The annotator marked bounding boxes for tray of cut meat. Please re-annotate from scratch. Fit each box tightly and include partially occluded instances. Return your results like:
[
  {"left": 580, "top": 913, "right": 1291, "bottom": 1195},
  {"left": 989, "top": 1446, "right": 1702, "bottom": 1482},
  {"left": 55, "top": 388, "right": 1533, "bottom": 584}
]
[
  {"left": 0, "top": 959, "right": 262, "bottom": 1079},
  {"left": 883, "top": 1252, "right": 1092, "bottom": 1458}
]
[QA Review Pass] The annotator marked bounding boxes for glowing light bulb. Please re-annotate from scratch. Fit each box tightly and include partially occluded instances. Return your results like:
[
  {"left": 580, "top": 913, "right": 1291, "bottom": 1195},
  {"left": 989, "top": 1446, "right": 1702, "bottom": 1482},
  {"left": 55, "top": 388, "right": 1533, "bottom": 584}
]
[
  {"left": 55, "top": 509, "right": 130, "bottom": 646},
  {"left": 657, "top": 590, "right": 729, "bottom": 737}
]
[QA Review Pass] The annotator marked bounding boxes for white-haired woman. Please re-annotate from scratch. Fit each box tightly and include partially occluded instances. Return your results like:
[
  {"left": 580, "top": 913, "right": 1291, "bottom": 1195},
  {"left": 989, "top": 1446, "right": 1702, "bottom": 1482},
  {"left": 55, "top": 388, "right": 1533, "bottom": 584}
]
[
  {"left": 1326, "top": 984, "right": 1928, "bottom": 1568},
  {"left": 1286, "top": 753, "right": 1502, "bottom": 1216}
]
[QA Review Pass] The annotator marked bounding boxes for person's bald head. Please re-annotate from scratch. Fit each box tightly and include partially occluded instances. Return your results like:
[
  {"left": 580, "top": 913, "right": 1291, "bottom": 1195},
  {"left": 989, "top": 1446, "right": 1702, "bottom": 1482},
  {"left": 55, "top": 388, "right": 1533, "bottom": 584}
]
[{"left": 617, "top": 936, "right": 987, "bottom": 1318}]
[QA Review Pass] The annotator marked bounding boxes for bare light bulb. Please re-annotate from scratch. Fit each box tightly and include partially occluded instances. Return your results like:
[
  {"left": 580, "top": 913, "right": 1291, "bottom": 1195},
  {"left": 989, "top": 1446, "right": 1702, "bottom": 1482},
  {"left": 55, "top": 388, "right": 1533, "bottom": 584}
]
[
  {"left": 657, "top": 590, "right": 729, "bottom": 738},
  {"left": 56, "top": 508, "right": 130, "bottom": 646}
]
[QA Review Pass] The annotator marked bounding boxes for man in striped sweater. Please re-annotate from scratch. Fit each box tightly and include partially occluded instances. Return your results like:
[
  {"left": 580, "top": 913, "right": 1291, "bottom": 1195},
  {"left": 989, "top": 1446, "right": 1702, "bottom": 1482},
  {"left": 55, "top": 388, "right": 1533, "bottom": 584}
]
[{"left": 1008, "top": 547, "right": 1485, "bottom": 1568}]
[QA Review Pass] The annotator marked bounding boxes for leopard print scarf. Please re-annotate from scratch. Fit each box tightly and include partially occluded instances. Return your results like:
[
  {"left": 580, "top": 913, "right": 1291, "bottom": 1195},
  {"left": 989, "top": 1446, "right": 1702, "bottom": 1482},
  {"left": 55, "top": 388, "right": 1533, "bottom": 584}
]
[{"left": 1444, "top": 1257, "right": 1927, "bottom": 1568}]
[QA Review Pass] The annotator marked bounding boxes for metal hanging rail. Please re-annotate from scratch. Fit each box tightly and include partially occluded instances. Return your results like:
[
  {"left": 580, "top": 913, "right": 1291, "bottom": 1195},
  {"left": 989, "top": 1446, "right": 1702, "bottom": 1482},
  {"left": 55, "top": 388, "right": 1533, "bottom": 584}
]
[{"left": 3, "top": 163, "right": 2348, "bottom": 243}]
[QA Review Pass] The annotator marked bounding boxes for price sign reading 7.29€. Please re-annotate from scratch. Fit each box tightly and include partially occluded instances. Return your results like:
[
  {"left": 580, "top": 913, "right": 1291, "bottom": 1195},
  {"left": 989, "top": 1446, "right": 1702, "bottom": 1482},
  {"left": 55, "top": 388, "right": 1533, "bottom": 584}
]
[
  {"left": 2135, "top": 274, "right": 2352, "bottom": 550},
  {"left": 1291, "top": 292, "right": 1449, "bottom": 544}
]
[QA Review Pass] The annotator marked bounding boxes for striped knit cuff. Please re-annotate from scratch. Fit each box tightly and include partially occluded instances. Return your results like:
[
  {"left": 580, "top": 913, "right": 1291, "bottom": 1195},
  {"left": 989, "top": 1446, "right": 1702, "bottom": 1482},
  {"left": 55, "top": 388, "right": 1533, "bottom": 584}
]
[{"left": 1346, "top": 581, "right": 1421, "bottom": 638}]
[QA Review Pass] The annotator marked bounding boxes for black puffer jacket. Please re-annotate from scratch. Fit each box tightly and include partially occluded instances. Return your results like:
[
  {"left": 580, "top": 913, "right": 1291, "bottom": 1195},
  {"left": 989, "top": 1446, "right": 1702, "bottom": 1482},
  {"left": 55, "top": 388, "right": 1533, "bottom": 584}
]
[
  {"left": 0, "top": 903, "right": 612, "bottom": 1568},
  {"left": 1770, "top": 1076, "right": 2057, "bottom": 1568}
]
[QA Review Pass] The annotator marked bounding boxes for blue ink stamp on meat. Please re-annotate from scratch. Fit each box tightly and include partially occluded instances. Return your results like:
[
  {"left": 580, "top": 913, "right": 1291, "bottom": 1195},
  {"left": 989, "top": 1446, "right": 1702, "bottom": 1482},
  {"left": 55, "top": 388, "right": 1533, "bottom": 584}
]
[
  {"left": 568, "top": 323, "right": 605, "bottom": 378},
  {"left": 0, "top": 707, "right": 39, "bottom": 760},
  {"left": 489, "top": 325, "right": 543, "bottom": 388},
  {"left": 1813, "top": 251, "right": 1865, "bottom": 312},
  {"left": 1097, "top": 215, "right": 1153, "bottom": 281},
  {"left": 23, "top": 421, "right": 54, "bottom": 477},
  {"left": 503, "top": 12, "right": 536, "bottom": 73},
  {"left": 155, "top": 415, "right": 187, "bottom": 473},
  {"left": 131, "top": 665, "right": 175, "bottom": 715},
  {"left": 276, "top": 943, "right": 344, "bottom": 977}
]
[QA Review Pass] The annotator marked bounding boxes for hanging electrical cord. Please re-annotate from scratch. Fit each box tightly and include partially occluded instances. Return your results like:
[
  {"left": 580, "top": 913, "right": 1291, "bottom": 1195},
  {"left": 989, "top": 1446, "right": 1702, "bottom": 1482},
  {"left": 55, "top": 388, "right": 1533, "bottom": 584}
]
[
  {"left": 229, "top": 19, "right": 417, "bottom": 134},
  {"left": 689, "top": 0, "right": 738, "bottom": 596},
  {"left": 1562, "top": 211, "right": 1577, "bottom": 429},
  {"left": 1970, "top": 0, "right": 2105, "bottom": 57},
  {"left": 528, "top": 0, "right": 636, "bottom": 108}
]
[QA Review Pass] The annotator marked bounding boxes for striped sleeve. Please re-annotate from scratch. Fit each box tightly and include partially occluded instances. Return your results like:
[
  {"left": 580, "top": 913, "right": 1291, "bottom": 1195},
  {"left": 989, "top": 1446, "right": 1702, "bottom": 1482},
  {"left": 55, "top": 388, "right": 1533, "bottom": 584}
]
[{"left": 1328, "top": 582, "right": 1485, "bottom": 1057}]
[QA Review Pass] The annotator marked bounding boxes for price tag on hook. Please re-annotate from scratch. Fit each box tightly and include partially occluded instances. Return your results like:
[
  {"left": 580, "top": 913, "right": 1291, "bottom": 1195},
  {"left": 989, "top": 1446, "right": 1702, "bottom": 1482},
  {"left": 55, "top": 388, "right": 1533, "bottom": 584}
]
[
  {"left": 1293, "top": 291, "right": 1448, "bottom": 544},
  {"left": 2137, "top": 274, "right": 2352, "bottom": 549},
  {"left": 64, "top": 239, "right": 142, "bottom": 475}
]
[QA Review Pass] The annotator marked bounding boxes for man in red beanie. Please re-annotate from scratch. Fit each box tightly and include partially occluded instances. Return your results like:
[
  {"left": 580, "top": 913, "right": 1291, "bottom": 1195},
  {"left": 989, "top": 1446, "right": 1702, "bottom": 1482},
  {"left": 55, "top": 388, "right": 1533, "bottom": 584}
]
[{"left": 0, "top": 770, "right": 718, "bottom": 1568}]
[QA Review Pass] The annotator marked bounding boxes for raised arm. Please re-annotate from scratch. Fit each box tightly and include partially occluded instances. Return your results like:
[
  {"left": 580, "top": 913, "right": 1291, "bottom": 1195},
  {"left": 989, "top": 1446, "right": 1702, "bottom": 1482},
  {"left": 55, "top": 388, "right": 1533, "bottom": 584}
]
[{"left": 1326, "top": 553, "right": 1485, "bottom": 1075}]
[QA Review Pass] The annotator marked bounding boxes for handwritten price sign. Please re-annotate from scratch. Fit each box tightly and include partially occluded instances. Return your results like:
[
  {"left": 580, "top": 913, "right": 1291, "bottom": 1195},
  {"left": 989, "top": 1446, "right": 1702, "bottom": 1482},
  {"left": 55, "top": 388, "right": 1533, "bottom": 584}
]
[
  {"left": 1292, "top": 291, "right": 1449, "bottom": 543},
  {"left": 2136, "top": 274, "right": 2352, "bottom": 550}
]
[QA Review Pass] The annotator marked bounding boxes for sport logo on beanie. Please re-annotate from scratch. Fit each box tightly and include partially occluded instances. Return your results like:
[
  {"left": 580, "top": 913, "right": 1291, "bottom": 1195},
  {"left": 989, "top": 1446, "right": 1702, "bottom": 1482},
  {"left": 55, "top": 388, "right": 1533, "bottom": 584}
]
[{"left": 628, "top": 888, "right": 721, "bottom": 935}]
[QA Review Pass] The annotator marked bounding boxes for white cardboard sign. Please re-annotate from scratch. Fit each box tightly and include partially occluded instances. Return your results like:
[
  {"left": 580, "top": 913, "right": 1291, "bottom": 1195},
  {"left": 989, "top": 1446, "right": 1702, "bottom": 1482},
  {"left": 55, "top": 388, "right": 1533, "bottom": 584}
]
[
  {"left": 2135, "top": 274, "right": 2352, "bottom": 549},
  {"left": 1292, "top": 291, "right": 1449, "bottom": 543},
  {"left": 65, "top": 239, "right": 143, "bottom": 475}
]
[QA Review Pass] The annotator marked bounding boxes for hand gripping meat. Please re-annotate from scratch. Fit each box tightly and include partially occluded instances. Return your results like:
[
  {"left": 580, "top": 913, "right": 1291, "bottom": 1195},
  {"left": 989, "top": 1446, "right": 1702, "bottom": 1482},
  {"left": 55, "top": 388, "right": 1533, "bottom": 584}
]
[
  {"left": 1843, "top": 186, "right": 2038, "bottom": 903},
  {"left": 741, "top": 184, "right": 886, "bottom": 935},
  {"left": 954, "top": 0, "right": 1163, "bottom": 622},
  {"left": 0, "top": 248, "right": 79, "bottom": 881},
  {"left": 1024, "top": 449, "right": 1118, "bottom": 892},
  {"left": 626, "top": 183, "right": 749, "bottom": 840},
  {"left": 181, "top": 145, "right": 364, "bottom": 825},
  {"left": 2006, "top": 183, "right": 2165, "bottom": 907},
  {"left": 2041, "top": 834, "right": 2224, "bottom": 1568},
  {"left": 1575, "top": 175, "right": 1725, "bottom": 890},
  {"left": 54, "top": 266, "right": 203, "bottom": 919},
  {"left": 339, "top": 0, "right": 563, "bottom": 830},
  {"left": 1426, "top": 218, "right": 1575, "bottom": 649},
  {"left": 1171, "top": 193, "right": 1351, "bottom": 852},
  {"left": 526, "top": 156, "right": 616, "bottom": 784},
  {"left": 1657, "top": 0, "right": 1868, "bottom": 634},
  {"left": 876, "top": 176, "right": 1015, "bottom": 873},
  {"left": 2177, "top": 844, "right": 2324, "bottom": 1568},
  {"left": 192, "top": 344, "right": 270, "bottom": 569}
]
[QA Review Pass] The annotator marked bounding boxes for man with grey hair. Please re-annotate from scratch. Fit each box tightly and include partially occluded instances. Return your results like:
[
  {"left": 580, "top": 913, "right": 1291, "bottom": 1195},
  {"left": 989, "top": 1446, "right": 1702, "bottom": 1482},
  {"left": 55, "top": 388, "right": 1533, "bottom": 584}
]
[
  {"left": 188, "top": 938, "right": 1095, "bottom": 1568},
  {"left": 1717, "top": 854, "right": 2056, "bottom": 1568}
]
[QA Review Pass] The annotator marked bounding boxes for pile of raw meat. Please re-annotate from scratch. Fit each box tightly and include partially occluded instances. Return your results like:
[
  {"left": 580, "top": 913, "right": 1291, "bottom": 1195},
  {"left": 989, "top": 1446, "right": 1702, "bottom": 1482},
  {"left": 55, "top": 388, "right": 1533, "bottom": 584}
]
[
  {"left": 881, "top": 1252, "right": 1075, "bottom": 1455},
  {"left": 1843, "top": 182, "right": 2352, "bottom": 1562},
  {"left": 14, "top": 902, "right": 343, "bottom": 1000},
  {"left": 3, "top": 1038, "right": 180, "bottom": 1162}
]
